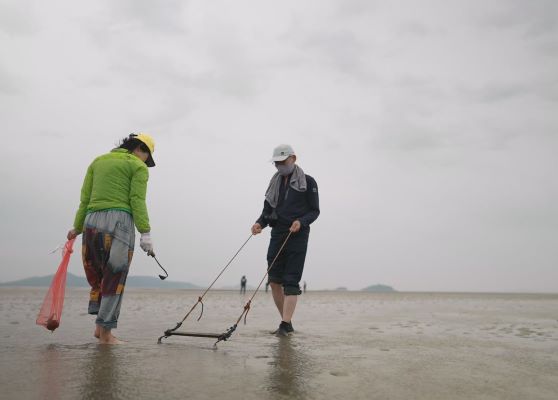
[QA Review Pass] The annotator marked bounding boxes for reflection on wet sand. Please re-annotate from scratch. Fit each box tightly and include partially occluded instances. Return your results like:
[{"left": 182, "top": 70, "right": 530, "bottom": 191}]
[
  {"left": 267, "top": 337, "right": 312, "bottom": 399},
  {"left": 40, "top": 344, "right": 64, "bottom": 400},
  {"left": 80, "top": 346, "right": 121, "bottom": 400}
]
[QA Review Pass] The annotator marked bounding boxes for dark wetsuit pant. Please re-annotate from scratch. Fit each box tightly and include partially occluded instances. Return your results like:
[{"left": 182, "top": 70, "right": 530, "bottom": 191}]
[{"left": 267, "top": 227, "right": 309, "bottom": 295}]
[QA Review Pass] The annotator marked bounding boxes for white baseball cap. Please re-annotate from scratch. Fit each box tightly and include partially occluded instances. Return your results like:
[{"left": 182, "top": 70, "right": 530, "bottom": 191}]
[{"left": 270, "top": 144, "right": 295, "bottom": 162}]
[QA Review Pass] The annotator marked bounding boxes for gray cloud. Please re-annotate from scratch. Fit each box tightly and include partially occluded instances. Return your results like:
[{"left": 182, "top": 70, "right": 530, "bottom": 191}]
[
  {"left": 478, "top": 0, "right": 558, "bottom": 38},
  {"left": 294, "top": 29, "right": 364, "bottom": 75},
  {"left": 0, "top": 1, "right": 40, "bottom": 36},
  {"left": 80, "top": 21, "right": 265, "bottom": 102},
  {"left": 461, "top": 82, "right": 531, "bottom": 103},
  {"left": 109, "top": 0, "right": 189, "bottom": 34},
  {"left": 0, "top": 66, "right": 20, "bottom": 95},
  {"left": 458, "top": 80, "right": 558, "bottom": 104}
]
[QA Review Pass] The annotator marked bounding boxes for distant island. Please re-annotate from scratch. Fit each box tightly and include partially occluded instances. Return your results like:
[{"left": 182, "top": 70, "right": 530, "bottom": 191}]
[
  {"left": 0, "top": 275, "right": 396, "bottom": 292},
  {"left": 361, "top": 284, "right": 396, "bottom": 292},
  {"left": 0, "top": 272, "right": 201, "bottom": 290}
]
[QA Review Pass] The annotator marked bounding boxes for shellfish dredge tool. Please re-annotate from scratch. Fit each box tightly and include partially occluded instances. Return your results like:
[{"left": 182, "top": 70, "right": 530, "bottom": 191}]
[{"left": 157, "top": 232, "right": 292, "bottom": 347}]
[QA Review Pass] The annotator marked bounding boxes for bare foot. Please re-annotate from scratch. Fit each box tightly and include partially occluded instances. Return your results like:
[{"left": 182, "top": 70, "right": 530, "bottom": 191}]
[
  {"left": 97, "top": 327, "right": 125, "bottom": 344},
  {"left": 94, "top": 326, "right": 101, "bottom": 339},
  {"left": 98, "top": 334, "right": 125, "bottom": 345}
]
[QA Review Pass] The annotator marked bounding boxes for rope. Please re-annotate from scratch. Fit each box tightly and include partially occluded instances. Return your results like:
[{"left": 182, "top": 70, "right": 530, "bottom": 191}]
[
  {"left": 208, "top": 231, "right": 293, "bottom": 347},
  {"left": 159, "top": 230, "right": 293, "bottom": 346},
  {"left": 233, "top": 231, "right": 292, "bottom": 328},
  {"left": 164, "top": 234, "right": 254, "bottom": 335}
]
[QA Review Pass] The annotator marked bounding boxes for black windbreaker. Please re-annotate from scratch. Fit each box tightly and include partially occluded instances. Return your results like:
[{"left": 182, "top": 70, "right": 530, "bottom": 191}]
[{"left": 256, "top": 173, "right": 320, "bottom": 230}]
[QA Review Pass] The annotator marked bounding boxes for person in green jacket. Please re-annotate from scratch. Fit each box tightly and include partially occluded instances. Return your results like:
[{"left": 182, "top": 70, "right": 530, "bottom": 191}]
[{"left": 67, "top": 133, "right": 156, "bottom": 344}]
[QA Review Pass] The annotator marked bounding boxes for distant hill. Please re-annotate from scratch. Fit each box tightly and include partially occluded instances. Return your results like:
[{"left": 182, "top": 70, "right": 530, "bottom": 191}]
[
  {"left": 0, "top": 273, "right": 89, "bottom": 288},
  {"left": 0, "top": 272, "right": 201, "bottom": 289},
  {"left": 362, "top": 284, "right": 396, "bottom": 292}
]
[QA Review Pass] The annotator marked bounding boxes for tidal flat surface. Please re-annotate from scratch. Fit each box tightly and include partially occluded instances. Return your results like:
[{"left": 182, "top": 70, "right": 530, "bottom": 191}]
[{"left": 1, "top": 288, "right": 558, "bottom": 399}]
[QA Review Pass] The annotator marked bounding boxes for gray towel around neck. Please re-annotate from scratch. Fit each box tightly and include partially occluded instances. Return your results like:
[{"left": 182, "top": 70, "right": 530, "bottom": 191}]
[{"left": 265, "top": 164, "right": 307, "bottom": 208}]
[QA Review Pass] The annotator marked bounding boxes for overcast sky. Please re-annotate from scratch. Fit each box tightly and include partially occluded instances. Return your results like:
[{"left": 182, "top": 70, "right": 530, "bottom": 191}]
[{"left": 1, "top": 0, "right": 557, "bottom": 292}]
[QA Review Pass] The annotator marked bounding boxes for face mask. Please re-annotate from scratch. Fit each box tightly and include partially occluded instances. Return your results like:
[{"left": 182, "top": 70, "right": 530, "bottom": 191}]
[{"left": 276, "top": 163, "right": 295, "bottom": 176}]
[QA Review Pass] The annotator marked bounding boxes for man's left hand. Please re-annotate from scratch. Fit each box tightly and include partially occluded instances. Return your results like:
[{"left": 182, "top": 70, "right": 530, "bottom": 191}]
[{"left": 289, "top": 220, "right": 301, "bottom": 233}]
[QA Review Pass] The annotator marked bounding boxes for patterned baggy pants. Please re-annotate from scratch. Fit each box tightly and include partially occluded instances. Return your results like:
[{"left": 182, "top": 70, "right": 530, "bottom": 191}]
[{"left": 82, "top": 210, "right": 135, "bottom": 329}]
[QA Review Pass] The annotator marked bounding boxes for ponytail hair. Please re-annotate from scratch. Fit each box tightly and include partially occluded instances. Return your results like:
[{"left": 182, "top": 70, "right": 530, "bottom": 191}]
[{"left": 119, "top": 133, "right": 150, "bottom": 153}]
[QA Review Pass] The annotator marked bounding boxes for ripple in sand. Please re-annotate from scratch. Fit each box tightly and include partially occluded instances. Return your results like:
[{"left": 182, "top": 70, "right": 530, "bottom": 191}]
[{"left": 515, "top": 327, "right": 538, "bottom": 338}]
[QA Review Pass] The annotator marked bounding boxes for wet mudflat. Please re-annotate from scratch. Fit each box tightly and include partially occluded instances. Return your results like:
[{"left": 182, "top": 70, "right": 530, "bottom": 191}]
[{"left": 1, "top": 288, "right": 558, "bottom": 399}]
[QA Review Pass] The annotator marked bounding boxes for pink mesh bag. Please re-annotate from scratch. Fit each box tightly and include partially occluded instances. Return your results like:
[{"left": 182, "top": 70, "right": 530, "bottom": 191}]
[{"left": 36, "top": 238, "right": 75, "bottom": 331}]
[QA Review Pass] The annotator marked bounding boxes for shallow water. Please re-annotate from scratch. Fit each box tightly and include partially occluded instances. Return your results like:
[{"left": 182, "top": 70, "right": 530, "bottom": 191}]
[{"left": 1, "top": 288, "right": 558, "bottom": 399}]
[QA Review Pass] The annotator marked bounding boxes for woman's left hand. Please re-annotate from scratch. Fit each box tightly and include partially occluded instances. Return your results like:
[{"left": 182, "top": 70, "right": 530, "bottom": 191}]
[
  {"left": 289, "top": 220, "right": 301, "bottom": 233},
  {"left": 67, "top": 229, "right": 79, "bottom": 240}
]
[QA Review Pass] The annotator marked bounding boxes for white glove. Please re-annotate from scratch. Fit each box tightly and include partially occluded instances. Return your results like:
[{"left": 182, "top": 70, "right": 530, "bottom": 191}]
[{"left": 140, "top": 232, "right": 153, "bottom": 254}]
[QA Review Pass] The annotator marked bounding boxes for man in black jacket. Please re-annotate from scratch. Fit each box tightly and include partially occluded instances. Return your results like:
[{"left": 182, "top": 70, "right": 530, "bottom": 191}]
[{"left": 251, "top": 144, "right": 320, "bottom": 336}]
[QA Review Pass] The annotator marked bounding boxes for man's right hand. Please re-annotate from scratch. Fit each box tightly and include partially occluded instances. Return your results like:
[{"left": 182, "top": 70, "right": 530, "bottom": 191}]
[{"left": 251, "top": 223, "right": 263, "bottom": 235}]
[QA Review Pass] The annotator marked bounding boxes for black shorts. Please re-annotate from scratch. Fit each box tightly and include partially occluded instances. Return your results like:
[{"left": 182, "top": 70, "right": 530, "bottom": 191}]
[{"left": 266, "top": 227, "right": 309, "bottom": 295}]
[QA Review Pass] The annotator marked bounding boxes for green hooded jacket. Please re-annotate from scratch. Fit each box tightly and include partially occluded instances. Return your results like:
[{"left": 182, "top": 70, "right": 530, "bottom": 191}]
[{"left": 73, "top": 148, "right": 151, "bottom": 233}]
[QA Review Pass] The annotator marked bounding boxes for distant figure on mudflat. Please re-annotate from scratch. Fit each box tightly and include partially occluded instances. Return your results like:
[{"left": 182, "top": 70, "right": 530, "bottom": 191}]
[
  {"left": 303, "top": 281, "right": 307, "bottom": 293},
  {"left": 240, "top": 275, "right": 247, "bottom": 294}
]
